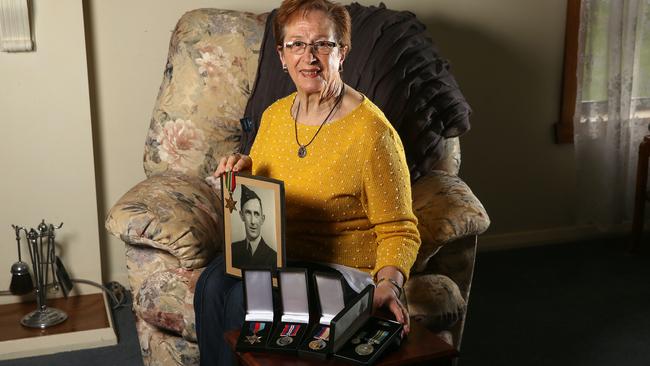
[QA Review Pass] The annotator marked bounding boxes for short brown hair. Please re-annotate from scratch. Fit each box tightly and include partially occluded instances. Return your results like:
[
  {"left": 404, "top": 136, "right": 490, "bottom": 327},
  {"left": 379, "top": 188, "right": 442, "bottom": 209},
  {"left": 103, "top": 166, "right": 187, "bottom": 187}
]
[{"left": 274, "top": 0, "right": 351, "bottom": 51}]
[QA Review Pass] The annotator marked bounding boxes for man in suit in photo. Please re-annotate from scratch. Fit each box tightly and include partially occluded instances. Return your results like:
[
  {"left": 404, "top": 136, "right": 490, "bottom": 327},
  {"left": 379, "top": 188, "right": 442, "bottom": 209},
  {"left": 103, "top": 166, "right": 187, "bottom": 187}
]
[{"left": 231, "top": 184, "right": 277, "bottom": 269}]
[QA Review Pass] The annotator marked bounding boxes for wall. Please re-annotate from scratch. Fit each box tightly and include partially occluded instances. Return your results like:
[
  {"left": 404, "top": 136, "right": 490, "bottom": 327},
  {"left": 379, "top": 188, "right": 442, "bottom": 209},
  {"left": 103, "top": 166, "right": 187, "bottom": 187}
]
[
  {"left": 89, "top": 0, "right": 575, "bottom": 285},
  {"left": 0, "top": 0, "right": 102, "bottom": 305}
]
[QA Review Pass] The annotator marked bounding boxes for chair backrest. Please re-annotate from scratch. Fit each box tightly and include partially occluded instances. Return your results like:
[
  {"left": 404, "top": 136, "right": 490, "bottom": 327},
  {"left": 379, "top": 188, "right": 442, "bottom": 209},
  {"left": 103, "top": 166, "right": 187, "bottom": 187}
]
[{"left": 143, "top": 9, "right": 267, "bottom": 179}]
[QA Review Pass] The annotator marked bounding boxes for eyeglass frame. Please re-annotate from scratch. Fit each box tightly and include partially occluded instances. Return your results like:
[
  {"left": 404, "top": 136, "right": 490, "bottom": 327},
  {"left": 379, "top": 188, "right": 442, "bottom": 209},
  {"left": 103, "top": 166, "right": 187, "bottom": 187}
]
[{"left": 279, "top": 40, "right": 343, "bottom": 55}]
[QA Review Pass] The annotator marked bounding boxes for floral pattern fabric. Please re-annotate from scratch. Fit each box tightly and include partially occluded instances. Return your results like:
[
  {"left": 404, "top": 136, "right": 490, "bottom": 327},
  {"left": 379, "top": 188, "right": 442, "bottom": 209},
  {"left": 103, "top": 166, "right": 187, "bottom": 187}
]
[
  {"left": 105, "top": 172, "right": 223, "bottom": 269},
  {"left": 143, "top": 9, "right": 267, "bottom": 179},
  {"left": 405, "top": 273, "right": 466, "bottom": 332},
  {"left": 411, "top": 170, "right": 490, "bottom": 272},
  {"left": 134, "top": 267, "right": 202, "bottom": 342}
]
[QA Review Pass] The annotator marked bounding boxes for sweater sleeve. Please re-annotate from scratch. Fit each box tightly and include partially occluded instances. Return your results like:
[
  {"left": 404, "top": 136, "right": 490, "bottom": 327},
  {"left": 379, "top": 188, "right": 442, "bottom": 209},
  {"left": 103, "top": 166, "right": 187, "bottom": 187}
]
[{"left": 362, "top": 127, "right": 421, "bottom": 279}]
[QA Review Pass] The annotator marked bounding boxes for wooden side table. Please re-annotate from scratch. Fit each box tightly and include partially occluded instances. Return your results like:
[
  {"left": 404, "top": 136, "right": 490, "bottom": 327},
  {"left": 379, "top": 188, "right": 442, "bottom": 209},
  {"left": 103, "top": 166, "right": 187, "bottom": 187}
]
[
  {"left": 631, "top": 135, "right": 650, "bottom": 252},
  {"left": 225, "top": 321, "right": 457, "bottom": 366}
]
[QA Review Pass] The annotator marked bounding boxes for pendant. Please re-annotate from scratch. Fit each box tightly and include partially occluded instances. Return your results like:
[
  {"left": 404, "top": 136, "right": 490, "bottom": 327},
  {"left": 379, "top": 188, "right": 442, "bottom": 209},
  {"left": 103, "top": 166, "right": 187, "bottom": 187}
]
[{"left": 298, "top": 145, "right": 307, "bottom": 158}]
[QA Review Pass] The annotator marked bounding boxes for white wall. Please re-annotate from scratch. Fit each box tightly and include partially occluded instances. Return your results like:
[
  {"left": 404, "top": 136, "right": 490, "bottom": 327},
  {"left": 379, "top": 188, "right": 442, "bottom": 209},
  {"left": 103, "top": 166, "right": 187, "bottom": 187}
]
[
  {"left": 88, "top": 0, "right": 574, "bottom": 285},
  {"left": 0, "top": 0, "right": 101, "bottom": 304}
]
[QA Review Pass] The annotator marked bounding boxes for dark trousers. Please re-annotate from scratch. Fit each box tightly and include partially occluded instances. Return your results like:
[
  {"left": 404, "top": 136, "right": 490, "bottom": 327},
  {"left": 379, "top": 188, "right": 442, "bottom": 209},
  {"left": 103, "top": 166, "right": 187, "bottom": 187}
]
[
  {"left": 194, "top": 255, "right": 245, "bottom": 366},
  {"left": 194, "top": 256, "right": 359, "bottom": 365}
]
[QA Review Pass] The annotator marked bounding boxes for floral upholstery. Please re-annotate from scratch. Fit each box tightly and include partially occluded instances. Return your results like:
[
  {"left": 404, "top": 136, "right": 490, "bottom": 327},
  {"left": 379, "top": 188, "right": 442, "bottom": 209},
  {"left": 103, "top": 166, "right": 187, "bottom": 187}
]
[
  {"left": 106, "top": 173, "right": 223, "bottom": 269},
  {"left": 405, "top": 274, "right": 466, "bottom": 331},
  {"left": 134, "top": 267, "right": 203, "bottom": 342},
  {"left": 433, "top": 137, "right": 461, "bottom": 176},
  {"left": 136, "top": 318, "right": 199, "bottom": 366},
  {"left": 106, "top": 8, "right": 489, "bottom": 366},
  {"left": 411, "top": 170, "right": 490, "bottom": 272},
  {"left": 143, "top": 9, "right": 266, "bottom": 179}
]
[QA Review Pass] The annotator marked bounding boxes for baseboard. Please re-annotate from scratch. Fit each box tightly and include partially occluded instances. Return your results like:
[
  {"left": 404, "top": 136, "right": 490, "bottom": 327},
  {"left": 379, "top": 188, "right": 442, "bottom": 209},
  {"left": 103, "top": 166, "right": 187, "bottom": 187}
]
[{"left": 478, "top": 223, "right": 631, "bottom": 252}]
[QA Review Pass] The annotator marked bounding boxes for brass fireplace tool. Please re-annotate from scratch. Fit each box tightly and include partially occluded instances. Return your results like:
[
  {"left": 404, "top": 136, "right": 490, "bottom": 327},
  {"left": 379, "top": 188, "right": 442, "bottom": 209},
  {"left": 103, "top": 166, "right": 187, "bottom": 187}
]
[{"left": 10, "top": 220, "right": 71, "bottom": 329}]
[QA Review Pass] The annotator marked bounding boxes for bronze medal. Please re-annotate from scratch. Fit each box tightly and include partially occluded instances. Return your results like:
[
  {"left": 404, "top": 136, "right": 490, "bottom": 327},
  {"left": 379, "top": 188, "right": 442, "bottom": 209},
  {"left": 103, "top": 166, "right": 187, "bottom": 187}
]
[{"left": 309, "top": 339, "right": 327, "bottom": 350}]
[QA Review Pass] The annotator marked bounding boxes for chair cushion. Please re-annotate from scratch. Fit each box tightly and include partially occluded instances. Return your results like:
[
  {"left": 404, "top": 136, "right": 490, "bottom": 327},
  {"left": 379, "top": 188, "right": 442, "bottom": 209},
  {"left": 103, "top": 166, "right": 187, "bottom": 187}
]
[
  {"left": 405, "top": 274, "right": 466, "bottom": 331},
  {"left": 105, "top": 173, "right": 222, "bottom": 269},
  {"left": 143, "top": 9, "right": 266, "bottom": 179},
  {"left": 411, "top": 171, "right": 490, "bottom": 272}
]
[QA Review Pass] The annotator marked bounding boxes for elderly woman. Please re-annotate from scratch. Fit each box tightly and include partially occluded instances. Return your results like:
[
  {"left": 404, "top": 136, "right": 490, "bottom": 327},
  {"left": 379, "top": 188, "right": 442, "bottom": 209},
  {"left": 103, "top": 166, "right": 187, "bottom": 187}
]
[{"left": 194, "top": 0, "right": 420, "bottom": 364}]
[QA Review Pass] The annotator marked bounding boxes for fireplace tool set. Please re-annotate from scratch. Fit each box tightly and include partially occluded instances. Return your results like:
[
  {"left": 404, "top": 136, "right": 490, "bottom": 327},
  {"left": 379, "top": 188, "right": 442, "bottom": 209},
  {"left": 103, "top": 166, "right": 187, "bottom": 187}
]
[{"left": 9, "top": 220, "right": 72, "bottom": 329}]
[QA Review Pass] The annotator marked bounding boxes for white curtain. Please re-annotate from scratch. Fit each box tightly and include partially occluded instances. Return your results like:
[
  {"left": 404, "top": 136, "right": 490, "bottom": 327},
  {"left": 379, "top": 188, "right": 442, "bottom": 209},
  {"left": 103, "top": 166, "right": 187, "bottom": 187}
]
[{"left": 574, "top": 0, "right": 650, "bottom": 227}]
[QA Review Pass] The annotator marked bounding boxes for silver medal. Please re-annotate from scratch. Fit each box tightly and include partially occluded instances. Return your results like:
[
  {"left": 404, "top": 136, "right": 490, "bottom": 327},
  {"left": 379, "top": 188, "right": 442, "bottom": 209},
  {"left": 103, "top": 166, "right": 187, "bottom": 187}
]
[
  {"left": 276, "top": 336, "right": 293, "bottom": 346},
  {"left": 355, "top": 343, "right": 374, "bottom": 356}
]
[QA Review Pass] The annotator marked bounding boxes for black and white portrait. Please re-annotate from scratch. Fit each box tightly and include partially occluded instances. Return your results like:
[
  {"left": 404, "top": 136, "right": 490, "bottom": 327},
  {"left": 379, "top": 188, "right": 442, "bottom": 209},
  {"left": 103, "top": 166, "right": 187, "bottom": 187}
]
[
  {"left": 222, "top": 174, "right": 285, "bottom": 278},
  {"left": 231, "top": 184, "right": 277, "bottom": 268}
]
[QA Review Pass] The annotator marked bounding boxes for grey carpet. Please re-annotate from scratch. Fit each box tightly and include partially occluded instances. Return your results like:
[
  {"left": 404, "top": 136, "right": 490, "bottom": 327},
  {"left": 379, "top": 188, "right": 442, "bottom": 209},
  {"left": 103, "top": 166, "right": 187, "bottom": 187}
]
[{"left": 460, "top": 237, "right": 650, "bottom": 366}]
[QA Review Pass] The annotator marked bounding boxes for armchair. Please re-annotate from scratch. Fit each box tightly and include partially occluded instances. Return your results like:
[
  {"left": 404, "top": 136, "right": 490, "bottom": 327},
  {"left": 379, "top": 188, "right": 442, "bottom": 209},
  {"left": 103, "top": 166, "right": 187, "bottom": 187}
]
[{"left": 106, "top": 8, "right": 489, "bottom": 366}]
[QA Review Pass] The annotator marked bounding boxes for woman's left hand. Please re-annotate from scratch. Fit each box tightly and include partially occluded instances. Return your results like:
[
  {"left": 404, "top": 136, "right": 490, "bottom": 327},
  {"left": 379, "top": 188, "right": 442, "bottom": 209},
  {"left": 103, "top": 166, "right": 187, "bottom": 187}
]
[{"left": 373, "top": 282, "right": 410, "bottom": 336}]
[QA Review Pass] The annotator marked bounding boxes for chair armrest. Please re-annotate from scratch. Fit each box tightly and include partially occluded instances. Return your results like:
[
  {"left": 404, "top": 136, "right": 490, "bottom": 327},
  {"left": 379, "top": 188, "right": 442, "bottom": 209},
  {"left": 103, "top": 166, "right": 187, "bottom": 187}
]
[
  {"left": 411, "top": 171, "right": 490, "bottom": 272},
  {"left": 105, "top": 173, "right": 223, "bottom": 269}
]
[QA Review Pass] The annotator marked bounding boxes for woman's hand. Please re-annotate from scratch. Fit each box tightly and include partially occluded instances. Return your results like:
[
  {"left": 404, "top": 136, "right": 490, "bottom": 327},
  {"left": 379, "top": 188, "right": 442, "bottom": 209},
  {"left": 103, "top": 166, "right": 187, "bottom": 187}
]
[
  {"left": 214, "top": 153, "right": 252, "bottom": 177},
  {"left": 373, "top": 267, "right": 410, "bottom": 337}
]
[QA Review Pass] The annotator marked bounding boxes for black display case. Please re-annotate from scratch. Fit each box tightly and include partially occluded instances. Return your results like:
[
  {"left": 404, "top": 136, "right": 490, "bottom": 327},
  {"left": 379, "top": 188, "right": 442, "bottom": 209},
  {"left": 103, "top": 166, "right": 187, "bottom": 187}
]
[
  {"left": 235, "top": 269, "right": 275, "bottom": 353},
  {"left": 332, "top": 285, "right": 402, "bottom": 365},
  {"left": 266, "top": 268, "right": 311, "bottom": 354}
]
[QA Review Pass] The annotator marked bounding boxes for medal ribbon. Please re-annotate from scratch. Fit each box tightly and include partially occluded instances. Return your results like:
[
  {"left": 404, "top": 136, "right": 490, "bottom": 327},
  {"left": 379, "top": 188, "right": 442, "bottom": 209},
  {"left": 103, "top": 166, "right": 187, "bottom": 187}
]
[
  {"left": 225, "top": 171, "right": 237, "bottom": 193},
  {"left": 281, "top": 324, "right": 300, "bottom": 337},
  {"left": 249, "top": 322, "right": 266, "bottom": 334},
  {"left": 314, "top": 326, "right": 330, "bottom": 341},
  {"left": 369, "top": 330, "right": 389, "bottom": 344}
]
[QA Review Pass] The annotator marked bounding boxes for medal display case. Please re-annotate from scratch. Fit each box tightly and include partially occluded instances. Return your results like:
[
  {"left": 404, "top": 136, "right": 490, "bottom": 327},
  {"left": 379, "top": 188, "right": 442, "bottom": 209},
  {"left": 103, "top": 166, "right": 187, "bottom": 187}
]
[
  {"left": 235, "top": 269, "right": 275, "bottom": 352},
  {"left": 266, "top": 268, "right": 310, "bottom": 354},
  {"left": 298, "top": 272, "right": 346, "bottom": 359},
  {"left": 332, "top": 285, "right": 402, "bottom": 365}
]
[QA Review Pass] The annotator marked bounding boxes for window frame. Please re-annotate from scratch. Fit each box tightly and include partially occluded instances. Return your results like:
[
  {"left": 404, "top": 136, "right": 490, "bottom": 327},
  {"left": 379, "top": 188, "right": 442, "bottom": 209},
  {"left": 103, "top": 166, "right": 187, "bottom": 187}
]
[{"left": 555, "top": 0, "right": 581, "bottom": 144}]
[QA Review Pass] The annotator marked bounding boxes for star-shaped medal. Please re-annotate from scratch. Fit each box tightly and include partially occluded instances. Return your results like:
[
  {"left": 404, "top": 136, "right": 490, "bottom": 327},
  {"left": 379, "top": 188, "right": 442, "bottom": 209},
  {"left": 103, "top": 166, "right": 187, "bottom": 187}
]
[
  {"left": 225, "top": 195, "right": 237, "bottom": 213},
  {"left": 246, "top": 334, "right": 261, "bottom": 345}
]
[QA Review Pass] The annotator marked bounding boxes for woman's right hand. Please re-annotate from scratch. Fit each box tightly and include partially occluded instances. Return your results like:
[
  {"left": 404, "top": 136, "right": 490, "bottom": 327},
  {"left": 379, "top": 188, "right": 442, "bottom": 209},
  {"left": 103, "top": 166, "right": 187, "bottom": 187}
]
[{"left": 213, "top": 153, "right": 252, "bottom": 177}]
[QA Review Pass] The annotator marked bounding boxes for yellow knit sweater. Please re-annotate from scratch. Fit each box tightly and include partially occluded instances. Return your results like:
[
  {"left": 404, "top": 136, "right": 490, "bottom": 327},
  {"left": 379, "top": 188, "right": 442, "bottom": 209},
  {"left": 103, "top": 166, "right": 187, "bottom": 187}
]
[{"left": 250, "top": 93, "right": 421, "bottom": 278}]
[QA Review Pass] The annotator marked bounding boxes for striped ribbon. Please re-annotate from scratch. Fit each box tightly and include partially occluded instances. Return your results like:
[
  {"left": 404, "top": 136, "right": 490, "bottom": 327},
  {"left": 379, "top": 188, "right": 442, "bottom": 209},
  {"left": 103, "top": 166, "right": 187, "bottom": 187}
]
[
  {"left": 225, "top": 171, "right": 237, "bottom": 193},
  {"left": 281, "top": 324, "right": 301, "bottom": 337},
  {"left": 249, "top": 322, "right": 266, "bottom": 334},
  {"left": 369, "top": 330, "right": 389, "bottom": 344},
  {"left": 314, "top": 326, "right": 330, "bottom": 341}
]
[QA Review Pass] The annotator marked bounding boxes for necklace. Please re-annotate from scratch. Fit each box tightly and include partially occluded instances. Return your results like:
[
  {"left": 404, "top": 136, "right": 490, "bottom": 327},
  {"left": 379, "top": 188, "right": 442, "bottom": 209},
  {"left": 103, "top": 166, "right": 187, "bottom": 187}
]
[{"left": 293, "top": 85, "right": 345, "bottom": 158}]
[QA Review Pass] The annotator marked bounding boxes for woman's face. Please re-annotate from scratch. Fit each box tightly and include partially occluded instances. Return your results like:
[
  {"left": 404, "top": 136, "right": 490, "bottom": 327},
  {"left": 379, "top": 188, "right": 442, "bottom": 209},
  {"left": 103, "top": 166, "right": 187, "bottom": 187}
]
[{"left": 278, "top": 10, "right": 345, "bottom": 96}]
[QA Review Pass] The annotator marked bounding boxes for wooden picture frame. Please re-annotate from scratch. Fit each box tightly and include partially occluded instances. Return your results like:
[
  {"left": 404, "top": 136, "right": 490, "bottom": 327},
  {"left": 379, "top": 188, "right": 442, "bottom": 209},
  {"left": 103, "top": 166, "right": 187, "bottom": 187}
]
[{"left": 222, "top": 173, "right": 285, "bottom": 278}]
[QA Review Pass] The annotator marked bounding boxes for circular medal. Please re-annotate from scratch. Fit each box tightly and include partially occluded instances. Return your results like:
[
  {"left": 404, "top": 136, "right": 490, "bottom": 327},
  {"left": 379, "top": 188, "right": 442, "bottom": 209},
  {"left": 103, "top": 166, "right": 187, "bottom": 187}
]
[
  {"left": 276, "top": 336, "right": 293, "bottom": 346},
  {"left": 351, "top": 337, "right": 361, "bottom": 345},
  {"left": 355, "top": 343, "right": 374, "bottom": 356},
  {"left": 309, "top": 339, "right": 327, "bottom": 351}
]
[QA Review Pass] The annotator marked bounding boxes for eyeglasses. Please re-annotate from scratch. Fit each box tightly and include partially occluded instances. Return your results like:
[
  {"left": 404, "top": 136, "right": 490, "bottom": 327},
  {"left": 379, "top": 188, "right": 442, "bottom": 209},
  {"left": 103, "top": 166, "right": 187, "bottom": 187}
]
[{"left": 282, "top": 40, "right": 339, "bottom": 55}]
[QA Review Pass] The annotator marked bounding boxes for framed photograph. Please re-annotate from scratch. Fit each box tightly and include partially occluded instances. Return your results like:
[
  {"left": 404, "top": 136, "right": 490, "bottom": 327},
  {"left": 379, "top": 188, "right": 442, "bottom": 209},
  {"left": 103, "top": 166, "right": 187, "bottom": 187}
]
[{"left": 222, "top": 173, "right": 285, "bottom": 278}]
